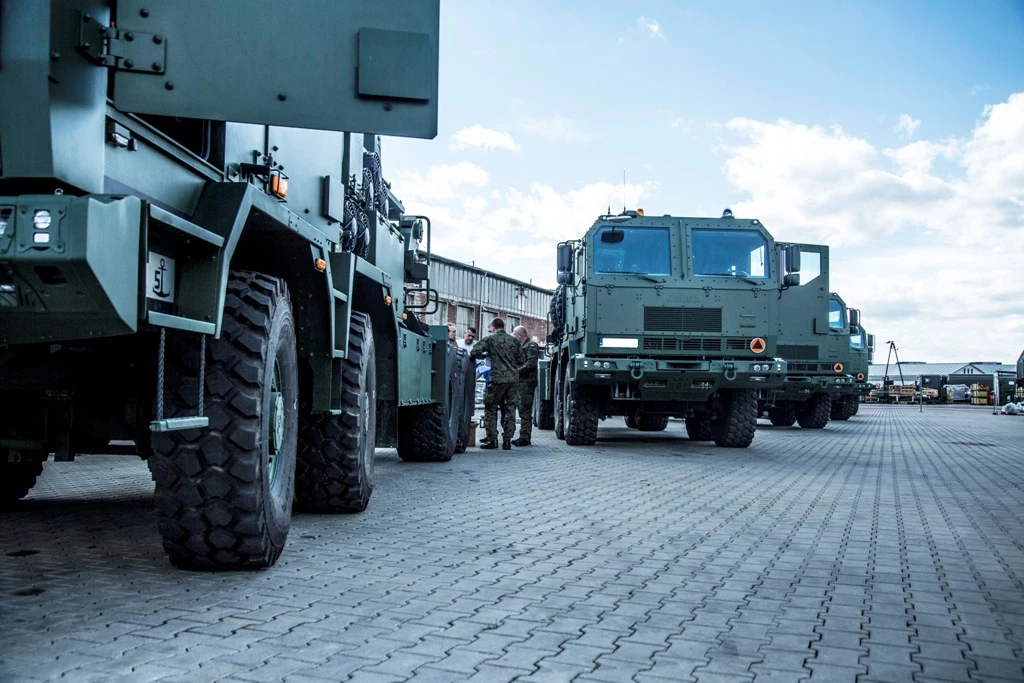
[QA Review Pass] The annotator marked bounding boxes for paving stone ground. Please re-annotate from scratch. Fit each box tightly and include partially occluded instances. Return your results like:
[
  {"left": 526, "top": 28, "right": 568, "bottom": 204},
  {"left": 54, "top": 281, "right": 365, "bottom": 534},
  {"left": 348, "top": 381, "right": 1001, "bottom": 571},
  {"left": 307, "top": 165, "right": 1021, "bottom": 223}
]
[{"left": 1, "top": 405, "right": 1023, "bottom": 683}]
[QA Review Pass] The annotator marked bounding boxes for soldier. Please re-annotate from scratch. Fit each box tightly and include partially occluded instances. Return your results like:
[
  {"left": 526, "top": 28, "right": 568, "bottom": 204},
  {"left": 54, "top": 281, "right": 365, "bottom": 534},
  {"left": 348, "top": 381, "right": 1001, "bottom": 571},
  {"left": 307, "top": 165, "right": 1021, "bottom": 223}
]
[
  {"left": 512, "top": 326, "right": 540, "bottom": 447},
  {"left": 470, "top": 318, "right": 524, "bottom": 450}
]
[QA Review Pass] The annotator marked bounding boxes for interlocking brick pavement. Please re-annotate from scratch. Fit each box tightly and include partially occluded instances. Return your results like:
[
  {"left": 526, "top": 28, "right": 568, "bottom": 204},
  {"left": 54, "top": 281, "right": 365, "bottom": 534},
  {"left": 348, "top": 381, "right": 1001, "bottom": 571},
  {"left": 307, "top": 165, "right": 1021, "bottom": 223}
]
[{"left": 1, "top": 405, "right": 1023, "bottom": 682}]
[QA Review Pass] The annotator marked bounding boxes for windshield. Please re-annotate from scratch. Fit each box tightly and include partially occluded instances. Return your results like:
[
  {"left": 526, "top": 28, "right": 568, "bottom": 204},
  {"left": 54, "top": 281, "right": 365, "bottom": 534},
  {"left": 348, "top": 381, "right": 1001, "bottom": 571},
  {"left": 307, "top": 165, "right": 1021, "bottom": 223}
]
[
  {"left": 850, "top": 330, "right": 865, "bottom": 349},
  {"left": 691, "top": 229, "right": 770, "bottom": 278},
  {"left": 594, "top": 227, "right": 671, "bottom": 275},
  {"left": 829, "top": 298, "right": 846, "bottom": 330}
]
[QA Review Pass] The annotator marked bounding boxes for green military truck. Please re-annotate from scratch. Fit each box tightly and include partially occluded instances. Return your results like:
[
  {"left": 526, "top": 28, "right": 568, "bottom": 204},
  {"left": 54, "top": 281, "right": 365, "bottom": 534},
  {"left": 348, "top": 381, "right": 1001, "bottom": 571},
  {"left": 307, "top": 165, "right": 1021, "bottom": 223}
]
[
  {"left": 0, "top": 0, "right": 475, "bottom": 570},
  {"left": 760, "top": 245, "right": 858, "bottom": 428},
  {"left": 829, "top": 294, "right": 874, "bottom": 420},
  {"left": 537, "top": 209, "right": 792, "bottom": 449}
]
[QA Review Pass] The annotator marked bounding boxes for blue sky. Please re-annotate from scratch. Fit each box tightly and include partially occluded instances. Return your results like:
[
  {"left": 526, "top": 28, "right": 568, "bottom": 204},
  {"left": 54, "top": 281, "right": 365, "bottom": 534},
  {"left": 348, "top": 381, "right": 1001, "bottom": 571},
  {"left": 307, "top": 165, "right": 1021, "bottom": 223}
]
[{"left": 386, "top": 1, "right": 1024, "bottom": 362}]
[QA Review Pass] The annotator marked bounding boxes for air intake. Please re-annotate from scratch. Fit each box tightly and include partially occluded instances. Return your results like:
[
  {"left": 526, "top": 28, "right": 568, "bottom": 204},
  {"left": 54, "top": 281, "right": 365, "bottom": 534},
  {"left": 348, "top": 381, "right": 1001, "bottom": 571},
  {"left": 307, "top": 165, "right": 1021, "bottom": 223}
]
[
  {"left": 644, "top": 307, "right": 722, "bottom": 332},
  {"left": 778, "top": 344, "right": 818, "bottom": 360}
]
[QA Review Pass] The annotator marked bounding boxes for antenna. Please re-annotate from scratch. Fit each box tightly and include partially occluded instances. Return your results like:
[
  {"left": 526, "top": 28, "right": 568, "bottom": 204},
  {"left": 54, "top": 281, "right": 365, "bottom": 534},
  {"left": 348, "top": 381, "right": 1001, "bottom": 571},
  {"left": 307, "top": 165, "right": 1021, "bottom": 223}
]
[{"left": 622, "top": 170, "right": 626, "bottom": 212}]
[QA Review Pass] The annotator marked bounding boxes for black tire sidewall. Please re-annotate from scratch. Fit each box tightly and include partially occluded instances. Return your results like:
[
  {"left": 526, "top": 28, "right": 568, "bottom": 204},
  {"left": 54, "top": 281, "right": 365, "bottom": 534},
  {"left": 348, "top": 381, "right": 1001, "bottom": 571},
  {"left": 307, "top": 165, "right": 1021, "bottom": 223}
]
[{"left": 262, "top": 300, "right": 298, "bottom": 549}]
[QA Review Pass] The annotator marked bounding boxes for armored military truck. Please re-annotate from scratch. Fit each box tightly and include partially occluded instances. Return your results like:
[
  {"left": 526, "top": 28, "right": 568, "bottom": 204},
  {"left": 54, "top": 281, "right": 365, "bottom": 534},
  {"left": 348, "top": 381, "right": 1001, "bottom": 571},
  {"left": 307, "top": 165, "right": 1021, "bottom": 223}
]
[
  {"left": 0, "top": 0, "right": 474, "bottom": 570},
  {"left": 829, "top": 296, "right": 874, "bottom": 420},
  {"left": 537, "top": 210, "right": 792, "bottom": 449},
  {"left": 760, "top": 245, "right": 857, "bottom": 429}
]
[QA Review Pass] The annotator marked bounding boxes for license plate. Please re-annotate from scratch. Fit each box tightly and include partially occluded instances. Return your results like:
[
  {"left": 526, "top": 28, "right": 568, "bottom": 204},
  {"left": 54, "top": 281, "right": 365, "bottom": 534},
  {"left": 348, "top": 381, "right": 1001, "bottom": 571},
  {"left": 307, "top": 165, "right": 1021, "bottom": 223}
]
[{"left": 146, "top": 251, "right": 176, "bottom": 303}]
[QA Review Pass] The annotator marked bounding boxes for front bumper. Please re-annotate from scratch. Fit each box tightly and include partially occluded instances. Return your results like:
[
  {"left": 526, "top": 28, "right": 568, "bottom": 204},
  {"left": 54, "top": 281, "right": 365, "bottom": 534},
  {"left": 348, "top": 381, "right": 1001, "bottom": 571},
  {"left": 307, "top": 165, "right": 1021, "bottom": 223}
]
[
  {"left": 570, "top": 354, "right": 787, "bottom": 400},
  {"left": 0, "top": 194, "right": 142, "bottom": 345},
  {"left": 769, "top": 373, "right": 857, "bottom": 401}
]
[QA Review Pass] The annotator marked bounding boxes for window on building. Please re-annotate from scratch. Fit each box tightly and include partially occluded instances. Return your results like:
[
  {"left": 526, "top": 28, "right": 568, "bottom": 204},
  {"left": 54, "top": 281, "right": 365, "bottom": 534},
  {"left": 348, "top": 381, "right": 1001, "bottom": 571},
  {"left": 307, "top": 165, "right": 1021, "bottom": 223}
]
[
  {"left": 482, "top": 310, "right": 499, "bottom": 334},
  {"left": 457, "top": 305, "right": 475, "bottom": 335},
  {"left": 507, "top": 315, "right": 521, "bottom": 330}
]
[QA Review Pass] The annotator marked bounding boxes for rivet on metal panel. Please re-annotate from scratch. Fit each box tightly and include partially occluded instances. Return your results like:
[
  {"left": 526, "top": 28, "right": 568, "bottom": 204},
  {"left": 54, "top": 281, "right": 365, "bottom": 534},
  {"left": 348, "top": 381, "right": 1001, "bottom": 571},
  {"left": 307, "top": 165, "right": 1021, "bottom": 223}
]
[
  {"left": 277, "top": 93, "right": 288, "bottom": 101},
  {"left": 124, "top": 59, "right": 134, "bottom": 69},
  {"left": 125, "top": 32, "right": 135, "bottom": 41},
  {"left": 164, "top": 81, "right": 174, "bottom": 90},
  {"left": 50, "top": 52, "right": 61, "bottom": 62},
  {"left": 152, "top": 62, "right": 162, "bottom": 71},
  {"left": 140, "top": 8, "right": 150, "bottom": 17},
  {"left": 153, "top": 35, "right": 164, "bottom": 45}
]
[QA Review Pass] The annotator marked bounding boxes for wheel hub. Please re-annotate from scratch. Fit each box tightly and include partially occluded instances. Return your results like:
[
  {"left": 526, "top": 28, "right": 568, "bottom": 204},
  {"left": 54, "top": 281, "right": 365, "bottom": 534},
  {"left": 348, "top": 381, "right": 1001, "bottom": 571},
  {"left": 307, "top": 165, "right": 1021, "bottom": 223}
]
[{"left": 270, "top": 391, "right": 285, "bottom": 455}]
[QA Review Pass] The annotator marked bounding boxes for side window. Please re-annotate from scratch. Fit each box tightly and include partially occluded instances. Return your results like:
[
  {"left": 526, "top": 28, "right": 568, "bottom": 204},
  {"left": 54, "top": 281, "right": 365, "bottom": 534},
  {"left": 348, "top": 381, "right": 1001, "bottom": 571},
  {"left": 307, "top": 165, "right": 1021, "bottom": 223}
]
[{"left": 828, "top": 299, "right": 845, "bottom": 330}]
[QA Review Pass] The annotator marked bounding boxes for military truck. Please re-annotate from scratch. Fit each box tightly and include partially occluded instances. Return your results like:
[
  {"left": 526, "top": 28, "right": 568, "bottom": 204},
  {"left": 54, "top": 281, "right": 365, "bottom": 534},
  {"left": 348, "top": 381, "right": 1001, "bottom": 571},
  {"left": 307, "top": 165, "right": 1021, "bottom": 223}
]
[
  {"left": 0, "top": 0, "right": 475, "bottom": 570},
  {"left": 760, "top": 246, "right": 859, "bottom": 428},
  {"left": 536, "top": 210, "right": 792, "bottom": 449},
  {"left": 830, "top": 298, "right": 874, "bottom": 420}
]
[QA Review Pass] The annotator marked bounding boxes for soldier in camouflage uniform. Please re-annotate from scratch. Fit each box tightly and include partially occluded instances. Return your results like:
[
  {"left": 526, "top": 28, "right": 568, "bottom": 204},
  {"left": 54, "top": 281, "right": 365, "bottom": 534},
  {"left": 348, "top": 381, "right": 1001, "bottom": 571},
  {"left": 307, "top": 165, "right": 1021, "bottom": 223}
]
[
  {"left": 512, "top": 326, "right": 540, "bottom": 446},
  {"left": 470, "top": 318, "right": 525, "bottom": 449}
]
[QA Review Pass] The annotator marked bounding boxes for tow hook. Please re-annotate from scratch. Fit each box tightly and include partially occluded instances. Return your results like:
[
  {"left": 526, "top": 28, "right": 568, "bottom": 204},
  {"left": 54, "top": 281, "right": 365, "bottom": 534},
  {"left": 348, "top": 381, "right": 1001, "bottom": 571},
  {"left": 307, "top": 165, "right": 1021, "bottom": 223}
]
[
  {"left": 724, "top": 362, "right": 737, "bottom": 381},
  {"left": 630, "top": 360, "right": 644, "bottom": 380}
]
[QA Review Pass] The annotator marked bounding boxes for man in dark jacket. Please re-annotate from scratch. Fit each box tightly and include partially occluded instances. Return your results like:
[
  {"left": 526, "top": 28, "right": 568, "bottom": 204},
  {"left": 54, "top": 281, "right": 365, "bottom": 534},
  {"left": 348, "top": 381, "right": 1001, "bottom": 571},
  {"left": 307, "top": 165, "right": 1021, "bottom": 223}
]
[
  {"left": 511, "top": 326, "right": 540, "bottom": 446},
  {"left": 470, "top": 318, "right": 525, "bottom": 449}
]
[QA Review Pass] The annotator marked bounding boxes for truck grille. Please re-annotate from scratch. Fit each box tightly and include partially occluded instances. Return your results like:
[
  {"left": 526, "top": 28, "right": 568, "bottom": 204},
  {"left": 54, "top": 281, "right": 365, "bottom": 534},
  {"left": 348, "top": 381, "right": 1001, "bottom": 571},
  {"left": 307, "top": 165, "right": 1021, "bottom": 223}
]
[
  {"left": 778, "top": 344, "right": 818, "bottom": 360},
  {"left": 726, "top": 338, "right": 750, "bottom": 351},
  {"left": 643, "top": 338, "right": 720, "bottom": 351},
  {"left": 644, "top": 307, "right": 722, "bottom": 332}
]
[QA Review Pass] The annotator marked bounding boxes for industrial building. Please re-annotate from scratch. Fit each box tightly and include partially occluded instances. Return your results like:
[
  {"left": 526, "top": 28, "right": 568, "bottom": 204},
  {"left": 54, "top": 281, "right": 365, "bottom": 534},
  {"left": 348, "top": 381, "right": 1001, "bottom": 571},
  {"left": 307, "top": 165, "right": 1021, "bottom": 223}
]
[
  {"left": 412, "top": 255, "right": 554, "bottom": 341},
  {"left": 868, "top": 360, "right": 1019, "bottom": 402}
]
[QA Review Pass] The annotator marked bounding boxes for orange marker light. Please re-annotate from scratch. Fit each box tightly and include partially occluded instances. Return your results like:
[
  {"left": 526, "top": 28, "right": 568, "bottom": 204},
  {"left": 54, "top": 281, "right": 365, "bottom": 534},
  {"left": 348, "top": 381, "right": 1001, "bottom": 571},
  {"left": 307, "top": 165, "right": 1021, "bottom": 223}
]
[
  {"left": 834, "top": 363, "right": 844, "bottom": 373},
  {"left": 384, "top": 295, "right": 392, "bottom": 305},
  {"left": 401, "top": 313, "right": 408, "bottom": 320},
  {"left": 314, "top": 258, "right": 327, "bottom": 272},
  {"left": 857, "top": 372, "right": 865, "bottom": 381},
  {"left": 750, "top": 338, "right": 766, "bottom": 353},
  {"left": 270, "top": 174, "right": 288, "bottom": 199},
  {"left": 636, "top": 208, "right": 645, "bottom": 216}
]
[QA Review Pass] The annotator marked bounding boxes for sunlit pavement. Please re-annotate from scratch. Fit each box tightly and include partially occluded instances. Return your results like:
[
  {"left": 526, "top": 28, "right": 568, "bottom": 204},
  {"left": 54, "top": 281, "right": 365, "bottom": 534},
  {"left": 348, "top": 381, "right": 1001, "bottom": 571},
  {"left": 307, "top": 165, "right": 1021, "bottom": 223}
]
[{"left": 2, "top": 405, "right": 1022, "bottom": 682}]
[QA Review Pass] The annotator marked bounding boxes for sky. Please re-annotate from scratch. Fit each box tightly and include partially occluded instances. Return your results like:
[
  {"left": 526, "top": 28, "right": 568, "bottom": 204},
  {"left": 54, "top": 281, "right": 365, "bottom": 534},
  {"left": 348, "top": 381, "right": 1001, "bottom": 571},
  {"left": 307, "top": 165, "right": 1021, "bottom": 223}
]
[{"left": 383, "top": 0, "right": 1024, "bottom": 364}]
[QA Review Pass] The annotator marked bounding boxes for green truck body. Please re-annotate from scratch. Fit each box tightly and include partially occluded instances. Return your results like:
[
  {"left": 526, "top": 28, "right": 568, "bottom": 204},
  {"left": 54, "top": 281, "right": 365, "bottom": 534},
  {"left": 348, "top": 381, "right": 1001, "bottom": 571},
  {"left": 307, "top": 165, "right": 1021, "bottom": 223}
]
[
  {"left": 760, "top": 245, "right": 861, "bottom": 428},
  {"left": 537, "top": 211, "right": 793, "bottom": 449},
  {"left": 0, "top": 0, "right": 476, "bottom": 569}
]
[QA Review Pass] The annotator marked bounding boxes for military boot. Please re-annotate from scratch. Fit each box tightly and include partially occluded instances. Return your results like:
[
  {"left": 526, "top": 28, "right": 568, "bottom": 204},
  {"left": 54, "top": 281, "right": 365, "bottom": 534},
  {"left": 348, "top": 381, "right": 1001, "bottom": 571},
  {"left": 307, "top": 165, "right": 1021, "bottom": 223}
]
[
  {"left": 480, "top": 441, "right": 498, "bottom": 450},
  {"left": 511, "top": 438, "right": 531, "bottom": 447}
]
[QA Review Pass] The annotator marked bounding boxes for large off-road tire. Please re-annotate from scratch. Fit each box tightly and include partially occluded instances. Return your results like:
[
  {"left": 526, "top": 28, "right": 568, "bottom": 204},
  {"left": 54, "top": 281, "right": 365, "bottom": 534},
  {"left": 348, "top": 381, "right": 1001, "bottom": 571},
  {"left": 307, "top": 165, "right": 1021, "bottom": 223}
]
[
  {"left": 636, "top": 414, "right": 670, "bottom": 432},
  {"left": 624, "top": 413, "right": 638, "bottom": 429},
  {"left": 149, "top": 271, "right": 297, "bottom": 570},
  {"left": 549, "top": 286, "right": 565, "bottom": 339},
  {"left": 710, "top": 389, "right": 757, "bottom": 448},
  {"left": 535, "top": 392, "right": 555, "bottom": 431},
  {"left": 554, "top": 368, "right": 566, "bottom": 440},
  {"left": 830, "top": 394, "right": 856, "bottom": 421},
  {"left": 851, "top": 398, "right": 860, "bottom": 415},
  {"left": 685, "top": 413, "right": 713, "bottom": 441},
  {"left": 564, "top": 378, "right": 599, "bottom": 446},
  {"left": 797, "top": 393, "right": 831, "bottom": 429},
  {"left": 0, "top": 453, "right": 45, "bottom": 505},
  {"left": 768, "top": 404, "right": 797, "bottom": 427},
  {"left": 454, "top": 350, "right": 475, "bottom": 453},
  {"left": 295, "top": 312, "right": 376, "bottom": 513},
  {"left": 396, "top": 345, "right": 462, "bottom": 462}
]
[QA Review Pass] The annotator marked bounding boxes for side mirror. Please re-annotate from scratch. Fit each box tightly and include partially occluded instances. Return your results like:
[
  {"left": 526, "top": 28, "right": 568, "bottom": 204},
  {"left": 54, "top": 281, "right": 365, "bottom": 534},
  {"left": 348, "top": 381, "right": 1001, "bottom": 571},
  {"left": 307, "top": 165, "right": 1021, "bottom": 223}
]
[
  {"left": 783, "top": 273, "right": 800, "bottom": 287},
  {"left": 556, "top": 243, "right": 572, "bottom": 274},
  {"left": 849, "top": 308, "right": 860, "bottom": 327},
  {"left": 867, "top": 334, "right": 875, "bottom": 351},
  {"left": 784, "top": 245, "right": 801, "bottom": 273},
  {"left": 556, "top": 270, "right": 572, "bottom": 285}
]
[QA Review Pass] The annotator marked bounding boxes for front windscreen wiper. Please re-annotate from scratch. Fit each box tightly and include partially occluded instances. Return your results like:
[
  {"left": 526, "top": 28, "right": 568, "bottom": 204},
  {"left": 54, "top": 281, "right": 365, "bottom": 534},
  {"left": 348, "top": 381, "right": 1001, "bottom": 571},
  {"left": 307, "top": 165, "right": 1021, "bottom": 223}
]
[
  {"left": 617, "top": 271, "right": 663, "bottom": 283},
  {"left": 702, "top": 272, "right": 763, "bottom": 286}
]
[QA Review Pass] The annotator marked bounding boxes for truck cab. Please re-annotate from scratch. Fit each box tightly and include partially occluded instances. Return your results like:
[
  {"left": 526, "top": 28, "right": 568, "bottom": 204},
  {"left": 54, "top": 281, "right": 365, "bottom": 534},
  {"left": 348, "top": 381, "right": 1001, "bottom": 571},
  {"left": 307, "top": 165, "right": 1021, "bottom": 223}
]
[{"left": 540, "top": 210, "right": 791, "bottom": 449}]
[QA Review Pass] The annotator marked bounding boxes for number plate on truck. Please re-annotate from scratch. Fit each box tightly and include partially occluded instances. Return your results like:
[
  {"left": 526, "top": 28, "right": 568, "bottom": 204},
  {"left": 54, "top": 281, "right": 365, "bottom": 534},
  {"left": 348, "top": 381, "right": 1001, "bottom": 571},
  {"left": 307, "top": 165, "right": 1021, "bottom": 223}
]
[{"left": 146, "top": 252, "right": 176, "bottom": 303}]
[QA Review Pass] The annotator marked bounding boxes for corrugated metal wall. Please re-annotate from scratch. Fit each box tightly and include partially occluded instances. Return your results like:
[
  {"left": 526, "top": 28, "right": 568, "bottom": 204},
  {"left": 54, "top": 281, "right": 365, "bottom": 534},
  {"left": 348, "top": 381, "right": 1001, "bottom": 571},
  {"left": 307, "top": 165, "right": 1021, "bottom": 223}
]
[{"left": 428, "top": 257, "right": 551, "bottom": 319}]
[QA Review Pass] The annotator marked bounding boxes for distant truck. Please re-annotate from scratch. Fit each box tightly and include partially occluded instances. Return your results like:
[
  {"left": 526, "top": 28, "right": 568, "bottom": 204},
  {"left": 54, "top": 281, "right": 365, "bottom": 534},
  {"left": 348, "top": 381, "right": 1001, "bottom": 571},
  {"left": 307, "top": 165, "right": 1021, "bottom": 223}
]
[
  {"left": 0, "top": 0, "right": 475, "bottom": 570},
  {"left": 537, "top": 210, "right": 791, "bottom": 449},
  {"left": 830, "top": 296, "right": 873, "bottom": 419},
  {"left": 759, "top": 245, "right": 858, "bottom": 428}
]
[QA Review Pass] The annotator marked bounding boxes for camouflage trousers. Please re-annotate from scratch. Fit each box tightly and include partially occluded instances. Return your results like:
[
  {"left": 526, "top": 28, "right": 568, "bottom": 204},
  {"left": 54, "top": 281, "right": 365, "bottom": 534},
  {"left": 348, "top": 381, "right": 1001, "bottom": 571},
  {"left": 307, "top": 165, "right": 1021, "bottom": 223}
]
[
  {"left": 483, "top": 382, "right": 519, "bottom": 445},
  {"left": 518, "top": 383, "right": 537, "bottom": 441}
]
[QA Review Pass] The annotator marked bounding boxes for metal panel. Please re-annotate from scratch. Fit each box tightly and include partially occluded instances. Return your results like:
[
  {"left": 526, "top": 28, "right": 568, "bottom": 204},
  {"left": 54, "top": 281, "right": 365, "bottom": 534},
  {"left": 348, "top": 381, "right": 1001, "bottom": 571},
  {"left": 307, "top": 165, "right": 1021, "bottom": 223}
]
[{"left": 111, "top": 0, "right": 439, "bottom": 139}]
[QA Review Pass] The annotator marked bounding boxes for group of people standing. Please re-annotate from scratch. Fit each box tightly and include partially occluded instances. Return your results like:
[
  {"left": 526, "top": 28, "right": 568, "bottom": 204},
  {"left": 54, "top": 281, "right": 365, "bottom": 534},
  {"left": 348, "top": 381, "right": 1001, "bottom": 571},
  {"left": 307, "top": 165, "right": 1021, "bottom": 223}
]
[{"left": 446, "top": 319, "right": 540, "bottom": 450}]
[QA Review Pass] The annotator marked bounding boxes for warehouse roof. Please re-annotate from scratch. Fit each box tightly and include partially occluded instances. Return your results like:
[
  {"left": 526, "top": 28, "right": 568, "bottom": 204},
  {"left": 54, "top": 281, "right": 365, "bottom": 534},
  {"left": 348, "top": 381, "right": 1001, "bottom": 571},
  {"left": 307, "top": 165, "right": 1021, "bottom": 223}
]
[
  {"left": 868, "top": 361, "right": 1017, "bottom": 380},
  {"left": 432, "top": 254, "right": 553, "bottom": 295}
]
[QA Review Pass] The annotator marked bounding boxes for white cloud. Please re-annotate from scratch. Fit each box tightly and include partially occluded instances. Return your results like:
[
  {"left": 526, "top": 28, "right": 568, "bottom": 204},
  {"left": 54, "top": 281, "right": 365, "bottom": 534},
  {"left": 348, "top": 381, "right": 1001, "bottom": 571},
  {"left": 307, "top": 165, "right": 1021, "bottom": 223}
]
[
  {"left": 391, "top": 175, "right": 659, "bottom": 289},
  {"left": 519, "top": 115, "right": 593, "bottom": 144},
  {"left": 391, "top": 162, "right": 489, "bottom": 203},
  {"left": 894, "top": 114, "right": 921, "bottom": 140},
  {"left": 718, "top": 93, "right": 1024, "bottom": 362},
  {"left": 637, "top": 16, "right": 666, "bottom": 40},
  {"left": 449, "top": 125, "right": 520, "bottom": 152}
]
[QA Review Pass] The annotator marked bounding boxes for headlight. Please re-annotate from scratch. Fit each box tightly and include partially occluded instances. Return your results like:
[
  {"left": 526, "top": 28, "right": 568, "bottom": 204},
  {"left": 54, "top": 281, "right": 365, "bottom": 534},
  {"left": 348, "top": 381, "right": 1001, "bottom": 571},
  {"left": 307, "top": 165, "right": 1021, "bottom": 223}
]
[
  {"left": 583, "top": 360, "right": 589, "bottom": 368},
  {"left": 752, "top": 364, "right": 762, "bottom": 372},
  {"left": 599, "top": 337, "right": 639, "bottom": 348},
  {"left": 33, "top": 210, "right": 52, "bottom": 230},
  {"left": 602, "top": 361, "right": 612, "bottom": 369}
]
